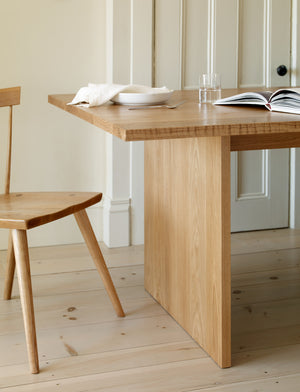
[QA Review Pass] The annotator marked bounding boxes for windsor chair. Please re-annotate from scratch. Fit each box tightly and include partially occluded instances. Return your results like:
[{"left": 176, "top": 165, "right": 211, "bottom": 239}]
[{"left": 0, "top": 86, "right": 125, "bottom": 374}]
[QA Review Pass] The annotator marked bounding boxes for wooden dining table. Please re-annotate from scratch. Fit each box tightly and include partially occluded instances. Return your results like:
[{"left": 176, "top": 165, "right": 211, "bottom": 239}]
[{"left": 48, "top": 89, "right": 300, "bottom": 368}]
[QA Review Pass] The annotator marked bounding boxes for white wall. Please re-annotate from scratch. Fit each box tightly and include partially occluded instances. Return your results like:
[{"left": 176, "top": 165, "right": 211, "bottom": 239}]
[{"left": 0, "top": 0, "right": 107, "bottom": 249}]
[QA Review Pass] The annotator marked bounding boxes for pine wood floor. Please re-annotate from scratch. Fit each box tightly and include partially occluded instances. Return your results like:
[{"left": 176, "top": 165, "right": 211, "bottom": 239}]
[{"left": 0, "top": 229, "right": 300, "bottom": 391}]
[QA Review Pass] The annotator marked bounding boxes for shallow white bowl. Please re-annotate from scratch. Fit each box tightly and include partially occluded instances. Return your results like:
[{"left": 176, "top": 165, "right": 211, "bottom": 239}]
[{"left": 111, "top": 90, "right": 174, "bottom": 105}]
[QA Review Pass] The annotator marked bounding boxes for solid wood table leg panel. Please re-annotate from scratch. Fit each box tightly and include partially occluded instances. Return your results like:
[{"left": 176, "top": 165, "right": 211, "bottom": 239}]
[{"left": 144, "top": 136, "right": 231, "bottom": 368}]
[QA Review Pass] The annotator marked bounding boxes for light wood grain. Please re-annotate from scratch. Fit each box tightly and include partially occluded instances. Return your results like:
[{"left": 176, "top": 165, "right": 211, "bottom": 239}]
[
  {"left": 231, "top": 132, "right": 300, "bottom": 150},
  {"left": 3, "top": 231, "right": 15, "bottom": 300},
  {"left": 7, "top": 265, "right": 145, "bottom": 298},
  {"left": 74, "top": 209, "right": 125, "bottom": 317},
  {"left": 0, "top": 86, "right": 20, "bottom": 107},
  {"left": 1, "top": 344, "right": 300, "bottom": 392},
  {"left": 5, "top": 106, "right": 13, "bottom": 194},
  {"left": 1, "top": 244, "right": 143, "bottom": 277},
  {"left": 144, "top": 136, "right": 231, "bottom": 368},
  {"left": 0, "top": 192, "right": 102, "bottom": 230},
  {"left": 0, "top": 294, "right": 165, "bottom": 336},
  {"left": 1, "top": 87, "right": 21, "bottom": 195},
  {"left": 191, "top": 373, "right": 300, "bottom": 392},
  {"left": 12, "top": 229, "right": 39, "bottom": 374},
  {"left": 0, "top": 232, "right": 300, "bottom": 389},
  {"left": 0, "top": 341, "right": 203, "bottom": 389},
  {"left": 49, "top": 89, "right": 300, "bottom": 142},
  {"left": 231, "top": 228, "right": 300, "bottom": 254},
  {"left": 0, "top": 312, "right": 189, "bottom": 367}
]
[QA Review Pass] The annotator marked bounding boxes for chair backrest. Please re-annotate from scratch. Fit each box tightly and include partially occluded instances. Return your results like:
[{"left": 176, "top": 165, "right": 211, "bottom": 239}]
[{"left": 0, "top": 87, "right": 21, "bottom": 194}]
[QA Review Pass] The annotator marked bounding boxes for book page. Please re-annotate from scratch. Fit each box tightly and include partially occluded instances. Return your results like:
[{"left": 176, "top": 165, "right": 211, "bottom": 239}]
[
  {"left": 270, "top": 98, "right": 300, "bottom": 114},
  {"left": 269, "top": 104, "right": 300, "bottom": 114},
  {"left": 270, "top": 88, "right": 300, "bottom": 102},
  {"left": 269, "top": 88, "right": 300, "bottom": 114},
  {"left": 215, "top": 91, "right": 271, "bottom": 105}
]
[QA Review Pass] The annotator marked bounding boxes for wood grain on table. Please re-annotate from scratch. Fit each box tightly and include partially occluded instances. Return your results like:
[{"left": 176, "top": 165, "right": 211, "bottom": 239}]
[{"left": 49, "top": 90, "right": 300, "bottom": 143}]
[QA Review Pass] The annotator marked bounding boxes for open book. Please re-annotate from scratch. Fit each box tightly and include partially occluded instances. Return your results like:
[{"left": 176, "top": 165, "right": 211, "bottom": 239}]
[{"left": 214, "top": 88, "right": 300, "bottom": 114}]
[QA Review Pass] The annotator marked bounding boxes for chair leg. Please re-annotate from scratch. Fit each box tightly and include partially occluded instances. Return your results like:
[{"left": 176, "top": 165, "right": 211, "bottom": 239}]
[
  {"left": 74, "top": 209, "right": 125, "bottom": 318},
  {"left": 3, "top": 231, "right": 16, "bottom": 300},
  {"left": 12, "top": 229, "right": 39, "bottom": 374}
]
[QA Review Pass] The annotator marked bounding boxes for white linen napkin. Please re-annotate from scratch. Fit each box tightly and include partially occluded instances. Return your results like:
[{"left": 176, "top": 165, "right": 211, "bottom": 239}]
[{"left": 68, "top": 83, "right": 170, "bottom": 107}]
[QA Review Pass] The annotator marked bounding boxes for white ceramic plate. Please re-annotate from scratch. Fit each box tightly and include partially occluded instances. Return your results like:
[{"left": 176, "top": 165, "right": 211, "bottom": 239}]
[{"left": 111, "top": 90, "right": 174, "bottom": 105}]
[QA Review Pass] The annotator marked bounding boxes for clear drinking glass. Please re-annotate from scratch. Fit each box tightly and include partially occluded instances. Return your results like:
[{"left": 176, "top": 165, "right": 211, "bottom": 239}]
[{"left": 199, "top": 73, "right": 221, "bottom": 104}]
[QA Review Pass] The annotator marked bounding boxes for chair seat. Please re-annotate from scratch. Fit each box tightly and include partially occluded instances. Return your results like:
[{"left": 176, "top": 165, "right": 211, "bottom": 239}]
[{"left": 0, "top": 192, "right": 102, "bottom": 229}]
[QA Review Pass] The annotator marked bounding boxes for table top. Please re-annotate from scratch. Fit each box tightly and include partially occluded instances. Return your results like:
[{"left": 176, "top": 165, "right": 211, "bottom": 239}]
[{"left": 48, "top": 89, "right": 300, "bottom": 142}]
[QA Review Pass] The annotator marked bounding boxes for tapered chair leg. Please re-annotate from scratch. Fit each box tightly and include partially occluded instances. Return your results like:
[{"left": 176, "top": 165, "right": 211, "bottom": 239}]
[
  {"left": 12, "top": 229, "right": 39, "bottom": 374},
  {"left": 3, "top": 230, "right": 16, "bottom": 300},
  {"left": 74, "top": 209, "right": 125, "bottom": 317}
]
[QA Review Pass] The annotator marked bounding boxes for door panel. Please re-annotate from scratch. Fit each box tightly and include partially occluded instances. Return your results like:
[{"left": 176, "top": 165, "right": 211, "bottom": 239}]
[
  {"left": 237, "top": 150, "right": 266, "bottom": 197},
  {"left": 268, "top": 0, "right": 291, "bottom": 87},
  {"left": 155, "top": 0, "right": 182, "bottom": 89},
  {"left": 238, "top": 0, "right": 265, "bottom": 87},
  {"left": 231, "top": 149, "right": 289, "bottom": 231},
  {"left": 183, "top": 0, "right": 208, "bottom": 89}
]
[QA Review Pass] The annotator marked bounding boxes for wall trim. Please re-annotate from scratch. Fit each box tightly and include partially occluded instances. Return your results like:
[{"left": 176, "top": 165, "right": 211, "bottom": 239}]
[
  {"left": 103, "top": 195, "right": 130, "bottom": 247},
  {"left": 207, "top": 0, "right": 216, "bottom": 73},
  {"left": 105, "top": 0, "right": 152, "bottom": 247}
]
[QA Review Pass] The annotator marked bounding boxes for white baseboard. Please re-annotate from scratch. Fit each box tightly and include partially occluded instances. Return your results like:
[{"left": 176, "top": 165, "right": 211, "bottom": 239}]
[{"left": 103, "top": 195, "right": 130, "bottom": 248}]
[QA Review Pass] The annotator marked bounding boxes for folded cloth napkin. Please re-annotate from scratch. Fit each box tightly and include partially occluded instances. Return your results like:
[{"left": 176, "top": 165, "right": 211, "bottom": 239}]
[{"left": 68, "top": 83, "right": 170, "bottom": 107}]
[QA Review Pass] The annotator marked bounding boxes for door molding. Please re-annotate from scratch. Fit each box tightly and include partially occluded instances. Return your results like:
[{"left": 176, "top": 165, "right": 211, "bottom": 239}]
[{"left": 104, "top": 0, "right": 153, "bottom": 247}]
